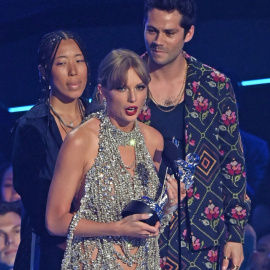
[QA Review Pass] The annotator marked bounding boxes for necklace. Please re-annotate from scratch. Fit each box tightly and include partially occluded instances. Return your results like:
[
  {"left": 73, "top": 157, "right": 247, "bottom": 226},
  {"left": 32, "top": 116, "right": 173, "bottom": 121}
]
[
  {"left": 123, "top": 159, "right": 136, "bottom": 170},
  {"left": 149, "top": 60, "right": 187, "bottom": 113},
  {"left": 49, "top": 99, "right": 84, "bottom": 130}
]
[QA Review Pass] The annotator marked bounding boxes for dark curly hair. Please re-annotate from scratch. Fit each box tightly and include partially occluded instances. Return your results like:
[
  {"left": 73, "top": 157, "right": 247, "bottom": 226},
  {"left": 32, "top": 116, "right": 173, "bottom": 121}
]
[
  {"left": 144, "top": 0, "right": 196, "bottom": 37},
  {"left": 0, "top": 200, "right": 22, "bottom": 217}
]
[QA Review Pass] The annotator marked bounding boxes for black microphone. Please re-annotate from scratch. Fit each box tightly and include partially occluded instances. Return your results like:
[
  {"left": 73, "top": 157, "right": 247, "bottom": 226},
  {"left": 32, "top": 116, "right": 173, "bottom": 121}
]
[{"left": 163, "top": 140, "right": 181, "bottom": 182}]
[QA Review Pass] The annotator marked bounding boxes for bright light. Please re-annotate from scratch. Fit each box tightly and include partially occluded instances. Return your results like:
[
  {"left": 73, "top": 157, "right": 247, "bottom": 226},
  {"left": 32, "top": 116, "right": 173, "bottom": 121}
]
[
  {"left": 241, "top": 78, "right": 270, "bottom": 86},
  {"left": 8, "top": 105, "right": 34, "bottom": 113},
  {"left": 8, "top": 98, "right": 92, "bottom": 113}
]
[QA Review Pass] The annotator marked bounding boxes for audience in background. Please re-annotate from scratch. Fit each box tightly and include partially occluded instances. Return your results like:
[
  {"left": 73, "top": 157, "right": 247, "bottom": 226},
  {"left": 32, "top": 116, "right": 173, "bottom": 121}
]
[
  {"left": 240, "top": 130, "right": 269, "bottom": 198},
  {"left": 0, "top": 163, "right": 20, "bottom": 203},
  {"left": 251, "top": 166, "right": 270, "bottom": 236},
  {"left": 240, "top": 224, "right": 257, "bottom": 270},
  {"left": 246, "top": 228, "right": 270, "bottom": 270},
  {"left": 0, "top": 201, "right": 21, "bottom": 270}
]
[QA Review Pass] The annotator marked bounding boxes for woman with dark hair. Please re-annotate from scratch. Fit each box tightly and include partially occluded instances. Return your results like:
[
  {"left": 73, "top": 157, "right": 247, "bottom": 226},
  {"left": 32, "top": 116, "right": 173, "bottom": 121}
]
[
  {"left": 0, "top": 162, "right": 20, "bottom": 202},
  {"left": 46, "top": 49, "right": 179, "bottom": 269},
  {"left": 12, "top": 30, "right": 91, "bottom": 270}
]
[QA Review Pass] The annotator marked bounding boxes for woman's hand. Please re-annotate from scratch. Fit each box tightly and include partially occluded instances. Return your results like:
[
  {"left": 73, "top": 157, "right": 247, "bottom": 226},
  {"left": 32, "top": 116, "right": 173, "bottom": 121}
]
[
  {"left": 115, "top": 213, "right": 160, "bottom": 238},
  {"left": 163, "top": 175, "right": 187, "bottom": 215}
]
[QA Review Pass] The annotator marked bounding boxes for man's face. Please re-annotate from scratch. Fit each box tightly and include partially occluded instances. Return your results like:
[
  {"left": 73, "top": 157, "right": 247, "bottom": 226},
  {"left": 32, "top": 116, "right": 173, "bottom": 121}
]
[
  {"left": 0, "top": 212, "right": 21, "bottom": 267},
  {"left": 144, "top": 8, "right": 194, "bottom": 68},
  {"left": 250, "top": 234, "right": 270, "bottom": 270}
]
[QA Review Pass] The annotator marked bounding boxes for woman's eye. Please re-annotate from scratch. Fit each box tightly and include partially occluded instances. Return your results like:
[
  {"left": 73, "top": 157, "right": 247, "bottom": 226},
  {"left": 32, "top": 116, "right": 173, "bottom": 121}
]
[
  {"left": 116, "top": 87, "right": 127, "bottom": 92},
  {"left": 76, "top": 59, "right": 85, "bottom": 63},
  {"left": 55, "top": 62, "right": 65, "bottom": 66},
  {"left": 136, "top": 84, "right": 146, "bottom": 91}
]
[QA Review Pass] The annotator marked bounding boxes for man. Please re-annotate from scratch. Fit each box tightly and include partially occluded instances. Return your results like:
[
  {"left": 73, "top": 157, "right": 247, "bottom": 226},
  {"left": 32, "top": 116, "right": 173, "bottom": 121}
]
[
  {"left": 138, "top": 0, "right": 250, "bottom": 269},
  {"left": 0, "top": 201, "right": 21, "bottom": 270}
]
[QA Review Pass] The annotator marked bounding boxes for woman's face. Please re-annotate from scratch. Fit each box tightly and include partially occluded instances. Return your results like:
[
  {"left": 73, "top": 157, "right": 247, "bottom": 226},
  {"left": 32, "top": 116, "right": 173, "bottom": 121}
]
[
  {"left": 102, "top": 68, "right": 147, "bottom": 130},
  {"left": 50, "top": 39, "right": 88, "bottom": 102},
  {"left": 1, "top": 166, "right": 20, "bottom": 202},
  {"left": 250, "top": 234, "right": 270, "bottom": 270}
]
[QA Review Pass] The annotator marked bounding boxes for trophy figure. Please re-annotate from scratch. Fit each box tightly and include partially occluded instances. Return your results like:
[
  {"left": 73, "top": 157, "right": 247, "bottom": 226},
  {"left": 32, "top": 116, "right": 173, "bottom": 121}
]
[
  {"left": 122, "top": 138, "right": 200, "bottom": 225},
  {"left": 174, "top": 153, "right": 200, "bottom": 190}
]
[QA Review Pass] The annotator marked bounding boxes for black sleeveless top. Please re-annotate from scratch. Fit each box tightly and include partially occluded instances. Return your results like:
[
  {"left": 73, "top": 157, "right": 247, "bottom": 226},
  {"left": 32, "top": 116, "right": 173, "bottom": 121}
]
[{"left": 148, "top": 99, "right": 185, "bottom": 182}]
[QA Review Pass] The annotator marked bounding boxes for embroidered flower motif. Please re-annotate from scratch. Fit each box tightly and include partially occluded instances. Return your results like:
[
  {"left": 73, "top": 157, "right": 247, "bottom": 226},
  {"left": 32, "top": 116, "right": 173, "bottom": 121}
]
[
  {"left": 138, "top": 104, "right": 151, "bottom": 123},
  {"left": 192, "top": 235, "right": 201, "bottom": 250},
  {"left": 160, "top": 257, "right": 166, "bottom": 268},
  {"left": 182, "top": 229, "right": 189, "bottom": 242},
  {"left": 211, "top": 71, "right": 226, "bottom": 83},
  {"left": 193, "top": 96, "right": 209, "bottom": 112},
  {"left": 209, "top": 107, "right": 214, "bottom": 114},
  {"left": 187, "top": 187, "right": 200, "bottom": 199},
  {"left": 185, "top": 127, "right": 196, "bottom": 147},
  {"left": 219, "top": 149, "right": 225, "bottom": 156},
  {"left": 221, "top": 109, "right": 236, "bottom": 126},
  {"left": 226, "top": 160, "right": 242, "bottom": 175},
  {"left": 192, "top": 81, "right": 199, "bottom": 94},
  {"left": 205, "top": 202, "right": 219, "bottom": 220},
  {"left": 231, "top": 205, "right": 246, "bottom": 220},
  {"left": 220, "top": 214, "right": 225, "bottom": 221},
  {"left": 208, "top": 250, "right": 218, "bottom": 263}
]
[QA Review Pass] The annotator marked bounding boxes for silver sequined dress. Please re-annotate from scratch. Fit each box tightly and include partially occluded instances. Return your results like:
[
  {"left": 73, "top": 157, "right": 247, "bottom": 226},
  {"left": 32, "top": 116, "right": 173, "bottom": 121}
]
[{"left": 62, "top": 111, "right": 162, "bottom": 269}]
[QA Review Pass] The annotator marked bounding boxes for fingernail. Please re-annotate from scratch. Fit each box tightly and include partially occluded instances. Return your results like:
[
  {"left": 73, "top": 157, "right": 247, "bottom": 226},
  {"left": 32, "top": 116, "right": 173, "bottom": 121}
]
[
  {"left": 166, "top": 175, "right": 170, "bottom": 180},
  {"left": 147, "top": 213, "right": 153, "bottom": 217}
]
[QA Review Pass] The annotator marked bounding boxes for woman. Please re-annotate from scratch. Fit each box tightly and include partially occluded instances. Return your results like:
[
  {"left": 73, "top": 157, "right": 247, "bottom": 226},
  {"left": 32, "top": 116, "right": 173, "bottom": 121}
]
[
  {"left": 46, "top": 49, "right": 178, "bottom": 269},
  {"left": 12, "top": 30, "right": 91, "bottom": 270},
  {"left": 0, "top": 163, "right": 20, "bottom": 202}
]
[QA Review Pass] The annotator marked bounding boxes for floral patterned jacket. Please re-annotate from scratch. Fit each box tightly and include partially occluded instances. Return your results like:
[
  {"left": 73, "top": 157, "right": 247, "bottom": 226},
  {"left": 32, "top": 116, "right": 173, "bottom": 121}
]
[{"left": 139, "top": 51, "right": 251, "bottom": 250}]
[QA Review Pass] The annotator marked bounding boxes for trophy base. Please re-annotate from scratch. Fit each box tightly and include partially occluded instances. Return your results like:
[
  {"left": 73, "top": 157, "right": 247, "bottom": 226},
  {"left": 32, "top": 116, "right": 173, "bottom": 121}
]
[{"left": 122, "top": 200, "right": 160, "bottom": 226}]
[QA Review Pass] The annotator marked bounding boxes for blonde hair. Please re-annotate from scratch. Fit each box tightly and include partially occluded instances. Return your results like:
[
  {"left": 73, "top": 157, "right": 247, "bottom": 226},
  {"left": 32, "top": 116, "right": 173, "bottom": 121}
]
[{"left": 97, "top": 49, "right": 150, "bottom": 90}]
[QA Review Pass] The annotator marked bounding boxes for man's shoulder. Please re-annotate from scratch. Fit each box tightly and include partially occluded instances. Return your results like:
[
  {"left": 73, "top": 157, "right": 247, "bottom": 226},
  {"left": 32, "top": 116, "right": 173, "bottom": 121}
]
[{"left": 184, "top": 51, "right": 228, "bottom": 78}]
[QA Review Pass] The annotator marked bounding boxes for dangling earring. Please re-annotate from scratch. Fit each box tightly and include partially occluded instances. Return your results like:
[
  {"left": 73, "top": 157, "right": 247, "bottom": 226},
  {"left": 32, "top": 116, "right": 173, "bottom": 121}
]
[
  {"left": 103, "top": 97, "right": 107, "bottom": 111},
  {"left": 143, "top": 98, "right": 148, "bottom": 108}
]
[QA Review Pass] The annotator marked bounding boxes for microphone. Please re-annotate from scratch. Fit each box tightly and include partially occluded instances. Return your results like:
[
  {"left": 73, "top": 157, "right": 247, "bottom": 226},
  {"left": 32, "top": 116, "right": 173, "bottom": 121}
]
[
  {"left": 163, "top": 137, "right": 200, "bottom": 189},
  {"left": 163, "top": 140, "right": 181, "bottom": 181}
]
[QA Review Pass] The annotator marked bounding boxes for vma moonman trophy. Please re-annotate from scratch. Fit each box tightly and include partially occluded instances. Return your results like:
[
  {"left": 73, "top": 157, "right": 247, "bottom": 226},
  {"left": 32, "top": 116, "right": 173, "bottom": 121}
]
[{"left": 122, "top": 142, "right": 200, "bottom": 226}]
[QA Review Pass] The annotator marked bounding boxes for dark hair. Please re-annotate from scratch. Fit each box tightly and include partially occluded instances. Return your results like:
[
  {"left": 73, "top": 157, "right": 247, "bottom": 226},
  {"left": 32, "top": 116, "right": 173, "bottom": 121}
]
[
  {"left": 0, "top": 162, "right": 12, "bottom": 202},
  {"left": 144, "top": 0, "right": 196, "bottom": 36},
  {"left": 38, "top": 30, "right": 91, "bottom": 100},
  {"left": 0, "top": 201, "right": 22, "bottom": 217}
]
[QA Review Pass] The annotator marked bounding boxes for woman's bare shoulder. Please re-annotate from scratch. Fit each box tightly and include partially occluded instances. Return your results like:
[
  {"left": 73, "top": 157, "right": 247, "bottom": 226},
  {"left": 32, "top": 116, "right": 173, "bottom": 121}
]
[
  {"left": 138, "top": 121, "right": 163, "bottom": 149},
  {"left": 64, "top": 117, "right": 100, "bottom": 150}
]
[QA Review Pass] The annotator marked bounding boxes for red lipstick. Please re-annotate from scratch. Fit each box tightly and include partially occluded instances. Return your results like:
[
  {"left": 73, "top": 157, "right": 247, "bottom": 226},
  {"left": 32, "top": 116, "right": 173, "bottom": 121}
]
[{"left": 125, "top": 106, "right": 138, "bottom": 116}]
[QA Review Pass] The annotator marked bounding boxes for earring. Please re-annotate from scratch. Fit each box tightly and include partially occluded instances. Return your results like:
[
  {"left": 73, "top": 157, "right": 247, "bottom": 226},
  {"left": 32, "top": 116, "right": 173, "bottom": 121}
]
[
  {"left": 144, "top": 98, "right": 148, "bottom": 107},
  {"left": 103, "top": 97, "right": 107, "bottom": 111}
]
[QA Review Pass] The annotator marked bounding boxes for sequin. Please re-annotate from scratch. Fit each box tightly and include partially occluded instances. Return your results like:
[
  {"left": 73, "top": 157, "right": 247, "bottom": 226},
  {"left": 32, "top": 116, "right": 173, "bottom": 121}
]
[{"left": 61, "top": 111, "right": 165, "bottom": 269}]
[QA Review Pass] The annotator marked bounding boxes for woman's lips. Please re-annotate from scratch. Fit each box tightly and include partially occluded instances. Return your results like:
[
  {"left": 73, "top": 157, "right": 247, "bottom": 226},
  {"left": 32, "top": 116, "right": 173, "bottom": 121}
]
[
  {"left": 125, "top": 106, "right": 138, "bottom": 116},
  {"left": 67, "top": 81, "right": 81, "bottom": 89}
]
